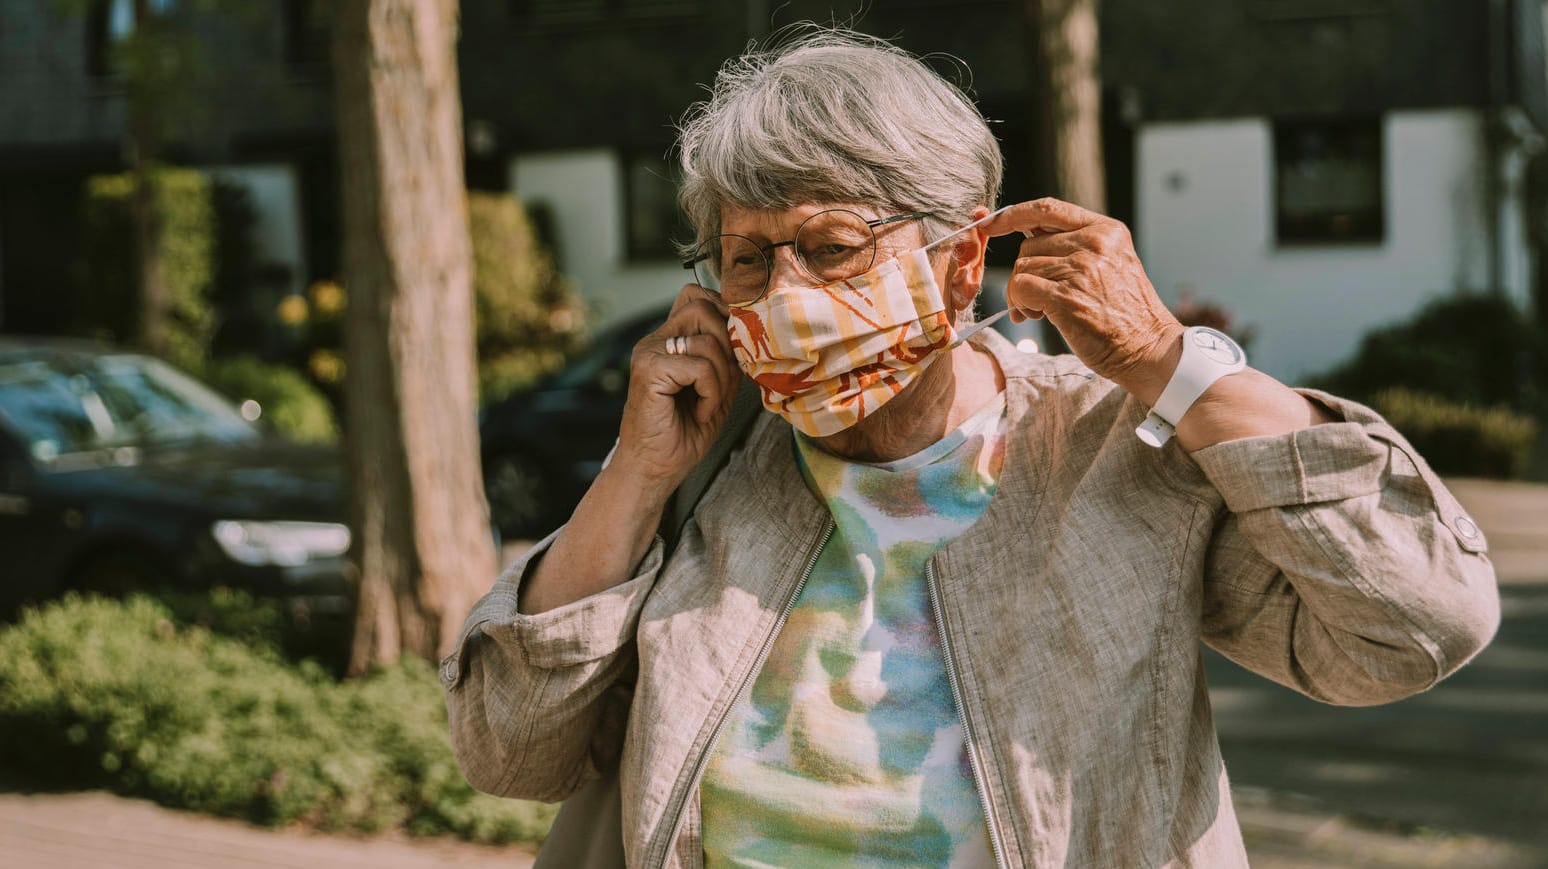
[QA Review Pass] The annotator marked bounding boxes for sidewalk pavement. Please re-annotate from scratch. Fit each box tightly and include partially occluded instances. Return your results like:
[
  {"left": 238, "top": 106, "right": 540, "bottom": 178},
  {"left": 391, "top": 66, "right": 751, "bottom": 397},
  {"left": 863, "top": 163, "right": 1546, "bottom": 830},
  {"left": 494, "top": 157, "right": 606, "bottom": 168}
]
[
  {"left": 1234, "top": 788, "right": 1547, "bottom": 868},
  {"left": 0, "top": 790, "right": 537, "bottom": 869},
  {"left": 5, "top": 787, "right": 1544, "bottom": 869},
  {"left": 1444, "top": 477, "right": 1548, "bottom": 585},
  {"left": 3, "top": 477, "right": 1545, "bottom": 868}
]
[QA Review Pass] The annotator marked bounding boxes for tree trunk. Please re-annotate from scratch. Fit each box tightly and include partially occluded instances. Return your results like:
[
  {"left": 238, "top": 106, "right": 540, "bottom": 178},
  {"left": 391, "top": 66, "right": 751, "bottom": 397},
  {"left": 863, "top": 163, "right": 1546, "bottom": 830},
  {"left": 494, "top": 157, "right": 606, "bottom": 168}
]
[
  {"left": 1025, "top": 0, "right": 1106, "bottom": 212},
  {"left": 129, "top": 125, "right": 168, "bottom": 357},
  {"left": 333, "top": 0, "right": 497, "bottom": 675},
  {"left": 1026, "top": 0, "right": 1105, "bottom": 354},
  {"left": 129, "top": 0, "right": 168, "bottom": 357}
]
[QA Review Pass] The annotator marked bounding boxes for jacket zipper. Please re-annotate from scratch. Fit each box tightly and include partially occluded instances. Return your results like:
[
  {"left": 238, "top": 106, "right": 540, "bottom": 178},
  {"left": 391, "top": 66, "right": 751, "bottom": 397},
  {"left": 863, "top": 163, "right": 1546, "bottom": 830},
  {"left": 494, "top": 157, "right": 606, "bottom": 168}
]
[
  {"left": 651, "top": 519, "right": 836, "bottom": 868},
  {"left": 926, "top": 560, "right": 1009, "bottom": 869}
]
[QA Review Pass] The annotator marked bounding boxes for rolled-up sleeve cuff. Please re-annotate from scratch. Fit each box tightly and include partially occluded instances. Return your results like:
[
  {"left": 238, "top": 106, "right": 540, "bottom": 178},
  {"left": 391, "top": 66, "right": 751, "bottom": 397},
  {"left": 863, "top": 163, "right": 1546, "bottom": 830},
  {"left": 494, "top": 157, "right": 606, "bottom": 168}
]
[
  {"left": 502, "top": 534, "right": 665, "bottom": 669},
  {"left": 1190, "top": 391, "right": 1391, "bottom": 512},
  {"left": 440, "top": 529, "right": 665, "bottom": 686}
]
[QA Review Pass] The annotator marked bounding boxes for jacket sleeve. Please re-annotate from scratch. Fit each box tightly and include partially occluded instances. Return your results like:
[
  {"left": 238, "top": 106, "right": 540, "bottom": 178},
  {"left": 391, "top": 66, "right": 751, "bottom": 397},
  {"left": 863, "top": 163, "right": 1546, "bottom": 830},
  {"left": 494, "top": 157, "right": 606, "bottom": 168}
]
[
  {"left": 1188, "top": 389, "right": 1501, "bottom": 706},
  {"left": 438, "top": 526, "right": 665, "bottom": 801}
]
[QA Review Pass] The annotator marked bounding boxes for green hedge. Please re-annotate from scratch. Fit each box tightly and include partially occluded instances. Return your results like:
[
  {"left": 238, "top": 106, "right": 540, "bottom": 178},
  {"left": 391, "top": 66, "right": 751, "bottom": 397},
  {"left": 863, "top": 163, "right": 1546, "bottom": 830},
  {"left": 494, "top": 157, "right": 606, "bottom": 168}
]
[
  {"left": 1310, "top": 294, "right": 1543, "bottom": 413},
  {"left": 285, "top": 194, "right": 589, "bottom": 407},
  {"left": 469, "top": 192, "right": 587, "bottom": 404},
  {"left": 82, "top": 169, "right": 219, "bottom": 372},
  {"left": 204, "top": 355, "right": 340, "bottom": 445},
  {"left": 0, "top": 593, "right": 555, "bottom": 844},
  {"left": 1373, "top": 388, "right": 1538, "bottom": 479}
]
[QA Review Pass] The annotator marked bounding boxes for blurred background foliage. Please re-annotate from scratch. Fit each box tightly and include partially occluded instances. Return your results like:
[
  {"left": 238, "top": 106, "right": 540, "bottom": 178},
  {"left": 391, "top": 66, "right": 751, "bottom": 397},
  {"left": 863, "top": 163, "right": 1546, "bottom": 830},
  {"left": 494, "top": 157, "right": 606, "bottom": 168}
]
[
  {"left": 1371, "top": 388, "right": 1539, "bottom": 479},
  {"left": 0, "top": 591, "right": 557, "bottom": 844},
  {"left": 1310, "top": 294, "right": 1543, "bottom": 478},
  {"left": 82, "top": 169, "right": 219, "bottom": 373},
  {"left": 74, "top": 171, "right": 586, "bottom": 441},
  {"left": 468, "top": 191, "right": 588, "bottom": 405},
  {"left": 203, "top": 355, "right": 339, "bottom": 445},
  {"left": 284, "top": 192, "right": 588, "bottom": 415}
]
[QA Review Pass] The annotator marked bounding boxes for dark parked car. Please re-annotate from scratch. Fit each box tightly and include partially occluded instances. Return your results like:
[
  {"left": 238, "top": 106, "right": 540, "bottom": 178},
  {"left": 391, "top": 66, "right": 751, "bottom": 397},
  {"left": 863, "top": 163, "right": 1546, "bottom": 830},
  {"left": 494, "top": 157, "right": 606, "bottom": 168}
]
[
  {"left": 0, "top": 339, "right": 349, "bottom": 618},
  {"left": 480, "top": 304, "right": 669, "bottom": 539}
]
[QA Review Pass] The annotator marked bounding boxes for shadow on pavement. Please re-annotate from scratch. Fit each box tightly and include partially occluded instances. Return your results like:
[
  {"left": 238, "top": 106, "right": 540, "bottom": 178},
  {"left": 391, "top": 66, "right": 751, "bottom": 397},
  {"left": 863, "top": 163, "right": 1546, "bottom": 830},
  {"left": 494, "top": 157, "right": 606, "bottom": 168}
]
[{"left": 1209, "top": 584, "right": 1548, "bottom": 851}]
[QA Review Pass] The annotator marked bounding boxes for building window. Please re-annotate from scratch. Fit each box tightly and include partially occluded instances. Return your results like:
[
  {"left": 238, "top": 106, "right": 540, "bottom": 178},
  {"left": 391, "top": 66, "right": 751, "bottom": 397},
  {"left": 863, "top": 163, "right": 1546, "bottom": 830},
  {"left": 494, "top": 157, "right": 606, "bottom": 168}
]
[
  {"left": 1273, "top": 117, "right": 1384, "bottom": 244},
  {"left": 623, "top": 152, "right": 690, "bottom": 262}
]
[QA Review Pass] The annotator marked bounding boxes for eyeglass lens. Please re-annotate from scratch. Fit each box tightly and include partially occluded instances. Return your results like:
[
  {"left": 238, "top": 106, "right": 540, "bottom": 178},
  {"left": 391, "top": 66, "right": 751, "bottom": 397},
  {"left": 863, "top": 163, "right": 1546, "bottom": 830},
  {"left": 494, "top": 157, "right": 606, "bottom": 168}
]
[{"left": 692, "top": 209, "right": 882, "bottom": 306}]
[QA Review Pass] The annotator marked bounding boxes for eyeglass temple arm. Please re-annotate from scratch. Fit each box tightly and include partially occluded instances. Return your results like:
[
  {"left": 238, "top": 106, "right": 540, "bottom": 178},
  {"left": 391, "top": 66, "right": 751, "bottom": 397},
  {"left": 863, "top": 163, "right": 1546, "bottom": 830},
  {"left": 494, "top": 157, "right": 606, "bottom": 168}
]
[{"left": 868, "top": 211, "right": 932, "bottom": 229}]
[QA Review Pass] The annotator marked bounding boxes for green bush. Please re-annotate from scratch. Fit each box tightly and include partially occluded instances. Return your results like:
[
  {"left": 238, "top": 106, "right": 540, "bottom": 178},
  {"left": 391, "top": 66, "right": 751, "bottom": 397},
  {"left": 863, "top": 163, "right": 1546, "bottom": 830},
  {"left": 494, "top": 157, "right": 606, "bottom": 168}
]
[
  {"left": 1373, "top": 388, "right": 1538, "bottom": 479},
  {"left": 149, "top": 586, "right": 290, "bottom": 655},
  {"left": 284, "top": 193, "right": 588, "bottom": 407},
  {"left": 82, "top": 169, "right": 220, "bottom": 372},
  {"left": 469, "top": 192, "right": 588, "bottom": 404},
  {"left": 204, "top": 355, "right": 339, "bottom": 445},
  {"left": 145, "top": 586, "right": 346, "bottom": 671},
  {"left": 1309, "top": 294, "right": 1543, "bottom": 412},
  {"left": 0, "top": 593, "right": 556, "bottom": 844}
]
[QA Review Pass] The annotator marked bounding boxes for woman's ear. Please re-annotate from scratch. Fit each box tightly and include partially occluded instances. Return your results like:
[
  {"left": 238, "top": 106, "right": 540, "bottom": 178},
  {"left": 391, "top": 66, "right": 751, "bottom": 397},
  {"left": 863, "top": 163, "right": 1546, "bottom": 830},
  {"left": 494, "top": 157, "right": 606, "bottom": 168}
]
[{"left": 946, "top": 205, "right": 992, "bottom": 313}]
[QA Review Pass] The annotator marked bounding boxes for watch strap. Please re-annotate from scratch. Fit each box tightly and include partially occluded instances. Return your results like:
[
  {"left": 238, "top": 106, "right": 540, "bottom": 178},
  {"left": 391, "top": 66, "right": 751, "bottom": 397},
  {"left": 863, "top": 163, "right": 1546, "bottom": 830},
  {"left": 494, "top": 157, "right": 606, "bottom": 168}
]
[
  {"left": 1135, "top": 412, "right": 1177, "bottom": 449},
  {"left": 1135, "top": 327, "right": 1247, "bottom": 448}
]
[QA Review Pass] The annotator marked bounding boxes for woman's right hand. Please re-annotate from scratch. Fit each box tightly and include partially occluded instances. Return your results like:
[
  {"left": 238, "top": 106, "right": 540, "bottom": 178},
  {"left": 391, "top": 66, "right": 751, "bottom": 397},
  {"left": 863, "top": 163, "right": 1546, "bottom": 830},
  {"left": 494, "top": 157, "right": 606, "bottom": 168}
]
[
  {"left": 519, "top": 285, "right": 739, "bottom": 614},
  {"left": 607, "top": 284, "right": 742, "bottom": 505}
]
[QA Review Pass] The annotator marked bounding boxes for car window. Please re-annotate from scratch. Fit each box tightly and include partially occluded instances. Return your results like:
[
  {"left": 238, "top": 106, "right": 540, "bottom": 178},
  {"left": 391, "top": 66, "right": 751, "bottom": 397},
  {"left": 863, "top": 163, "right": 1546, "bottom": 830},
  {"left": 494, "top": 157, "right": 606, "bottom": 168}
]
[
  {"left": 0, "top": 361, "right": 100, "bottom": 459},
  {"left": 0, "top": 354, "right": 259, "bottom": 459},
  {"left": 94, "top": 356, "right": 256, "bottom": 445}
]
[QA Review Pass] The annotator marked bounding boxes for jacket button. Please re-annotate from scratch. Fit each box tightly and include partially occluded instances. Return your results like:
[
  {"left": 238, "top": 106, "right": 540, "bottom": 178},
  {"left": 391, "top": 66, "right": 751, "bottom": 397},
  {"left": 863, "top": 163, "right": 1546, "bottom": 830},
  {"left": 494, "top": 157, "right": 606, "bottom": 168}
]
[{"left": 1454, "top": 515, "right": 1481, "bottom": 540}]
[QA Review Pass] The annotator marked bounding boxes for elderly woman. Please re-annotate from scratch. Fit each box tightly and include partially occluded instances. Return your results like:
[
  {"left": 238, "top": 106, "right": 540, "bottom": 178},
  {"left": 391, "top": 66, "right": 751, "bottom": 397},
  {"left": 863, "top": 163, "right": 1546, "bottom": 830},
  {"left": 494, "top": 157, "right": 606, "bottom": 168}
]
[{"left": 441, "top": 29, "right": 1499, "bottom": 868}]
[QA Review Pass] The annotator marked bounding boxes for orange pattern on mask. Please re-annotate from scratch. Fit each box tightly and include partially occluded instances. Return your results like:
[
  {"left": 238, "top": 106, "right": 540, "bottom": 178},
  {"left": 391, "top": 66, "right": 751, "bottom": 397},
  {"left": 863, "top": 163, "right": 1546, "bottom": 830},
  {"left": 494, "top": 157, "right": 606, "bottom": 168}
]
[
  {"left": 728, "top": 307, "right": 773, "bottom": 360},
  {"left": 724, "top": 247, "right": 961, "bottom": 437}
]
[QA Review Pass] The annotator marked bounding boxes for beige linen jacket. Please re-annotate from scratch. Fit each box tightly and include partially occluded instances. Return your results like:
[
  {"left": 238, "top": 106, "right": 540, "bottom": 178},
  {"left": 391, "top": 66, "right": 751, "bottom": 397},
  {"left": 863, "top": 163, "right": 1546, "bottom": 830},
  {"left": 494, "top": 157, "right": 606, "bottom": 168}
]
[{"left": 441, "top": 330, "right": 1500, "bottom": 868}]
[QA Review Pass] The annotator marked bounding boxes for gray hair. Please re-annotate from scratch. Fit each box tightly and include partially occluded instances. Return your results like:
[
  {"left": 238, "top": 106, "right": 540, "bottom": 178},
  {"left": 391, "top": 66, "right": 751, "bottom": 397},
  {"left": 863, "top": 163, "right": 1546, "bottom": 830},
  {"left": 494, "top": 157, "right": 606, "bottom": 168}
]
[{"left": 675, "top": 26, "right": 1004, "bottom": 256}]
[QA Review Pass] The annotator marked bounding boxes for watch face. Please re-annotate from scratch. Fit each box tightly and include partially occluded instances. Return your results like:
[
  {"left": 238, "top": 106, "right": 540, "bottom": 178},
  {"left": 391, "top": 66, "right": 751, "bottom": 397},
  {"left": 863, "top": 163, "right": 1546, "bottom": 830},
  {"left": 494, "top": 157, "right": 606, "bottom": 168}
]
[{"left": 1190, "top": 327, "right": 1244, "bottom": 365}]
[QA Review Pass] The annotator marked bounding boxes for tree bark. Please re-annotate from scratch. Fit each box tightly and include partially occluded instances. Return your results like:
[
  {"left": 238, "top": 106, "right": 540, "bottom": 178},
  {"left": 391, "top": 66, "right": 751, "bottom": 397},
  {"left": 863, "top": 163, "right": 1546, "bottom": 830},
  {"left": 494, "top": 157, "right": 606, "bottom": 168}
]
[
  {"left": 1025, "top": 0, "right": 1107, "bottom": 213},
  {"left": 1026, "top": 0, "right": 1106, "bottom": 354},
  {"left": 129, "top": 0, "right": 168, "bottom": 357},
  {"left": 333, "top": 0, "right": 497, "bottom": 675}
]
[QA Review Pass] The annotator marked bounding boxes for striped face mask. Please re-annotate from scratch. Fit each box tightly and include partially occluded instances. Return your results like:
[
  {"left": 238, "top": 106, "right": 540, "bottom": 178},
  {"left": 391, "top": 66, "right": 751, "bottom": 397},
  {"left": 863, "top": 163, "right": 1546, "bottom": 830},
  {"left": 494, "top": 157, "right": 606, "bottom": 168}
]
[{"left": 727, "top": 210, "right": 1002, "bottom": 438}]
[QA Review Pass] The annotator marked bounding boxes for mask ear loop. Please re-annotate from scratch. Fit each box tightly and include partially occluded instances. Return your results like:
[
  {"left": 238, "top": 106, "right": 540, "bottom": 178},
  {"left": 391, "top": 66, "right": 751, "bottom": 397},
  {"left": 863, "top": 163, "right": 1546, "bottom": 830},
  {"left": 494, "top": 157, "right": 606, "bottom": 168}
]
[
  {"left": 925, "top": 205, "right": 1033, "bottom": 349},
  {"left": 919, "top": 204, "right": 1015, "bottom": 254}
]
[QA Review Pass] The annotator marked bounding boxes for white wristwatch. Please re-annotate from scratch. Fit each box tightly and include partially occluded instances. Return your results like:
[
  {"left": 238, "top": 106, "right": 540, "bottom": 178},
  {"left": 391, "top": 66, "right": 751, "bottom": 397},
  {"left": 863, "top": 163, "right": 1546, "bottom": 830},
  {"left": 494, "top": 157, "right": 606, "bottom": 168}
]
[{"left": 1135, "top": 326, "right": 1247, "bottom": 448}]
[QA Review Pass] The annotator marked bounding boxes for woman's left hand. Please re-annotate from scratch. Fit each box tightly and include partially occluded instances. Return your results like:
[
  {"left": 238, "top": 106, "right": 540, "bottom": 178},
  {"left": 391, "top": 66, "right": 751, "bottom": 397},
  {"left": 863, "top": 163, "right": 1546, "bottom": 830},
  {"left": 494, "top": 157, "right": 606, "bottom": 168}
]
[{"left": 982, "top": 197, "right": 1184, "bottom": 404}]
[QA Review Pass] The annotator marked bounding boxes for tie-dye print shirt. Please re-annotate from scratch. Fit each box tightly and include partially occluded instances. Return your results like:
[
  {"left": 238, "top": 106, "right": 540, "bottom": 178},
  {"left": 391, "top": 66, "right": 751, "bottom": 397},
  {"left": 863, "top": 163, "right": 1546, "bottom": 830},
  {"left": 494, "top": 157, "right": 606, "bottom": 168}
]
[{"left": 700, "top": 394, "right": 1008, "bottom": 869}]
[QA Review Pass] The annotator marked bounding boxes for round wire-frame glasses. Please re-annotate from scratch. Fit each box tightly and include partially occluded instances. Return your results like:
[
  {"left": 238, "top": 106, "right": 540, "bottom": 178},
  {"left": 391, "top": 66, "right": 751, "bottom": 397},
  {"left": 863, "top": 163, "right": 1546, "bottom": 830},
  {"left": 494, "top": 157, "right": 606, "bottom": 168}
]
[{"left": 682, "top": 209, "right": 931, "bottom": 307}]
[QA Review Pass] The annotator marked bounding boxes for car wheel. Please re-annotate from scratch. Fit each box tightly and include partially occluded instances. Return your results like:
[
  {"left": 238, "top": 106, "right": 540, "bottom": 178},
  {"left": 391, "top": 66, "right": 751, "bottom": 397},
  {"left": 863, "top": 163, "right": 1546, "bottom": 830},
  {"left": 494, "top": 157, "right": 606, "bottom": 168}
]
[
  {"left": 484, "top": 452, "right": 548, "bottom": 539},
  {"left": 68, "top": 547, "right": 171, "bottom": 598}
]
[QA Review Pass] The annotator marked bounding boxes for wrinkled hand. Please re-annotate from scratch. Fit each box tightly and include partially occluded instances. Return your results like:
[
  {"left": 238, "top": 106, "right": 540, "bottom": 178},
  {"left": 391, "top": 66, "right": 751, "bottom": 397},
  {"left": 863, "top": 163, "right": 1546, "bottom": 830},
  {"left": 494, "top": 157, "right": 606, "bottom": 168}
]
[
  {"left": 983, "top": 198, "right": 1183, "bottom": 400},
  {"left": 609, "top": 284, "right": 742, "bottom": 502}
]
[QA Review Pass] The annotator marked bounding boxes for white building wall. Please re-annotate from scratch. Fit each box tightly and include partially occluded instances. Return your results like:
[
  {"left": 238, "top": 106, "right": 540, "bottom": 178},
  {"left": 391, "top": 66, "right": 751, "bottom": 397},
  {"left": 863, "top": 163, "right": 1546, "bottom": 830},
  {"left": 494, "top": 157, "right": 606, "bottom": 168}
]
[
  {"left": 510, "top": 150, "right": 683, "bottom": 326},
  {"left": 1135, "top": 108, "right": 1527, "bottom": 384}
]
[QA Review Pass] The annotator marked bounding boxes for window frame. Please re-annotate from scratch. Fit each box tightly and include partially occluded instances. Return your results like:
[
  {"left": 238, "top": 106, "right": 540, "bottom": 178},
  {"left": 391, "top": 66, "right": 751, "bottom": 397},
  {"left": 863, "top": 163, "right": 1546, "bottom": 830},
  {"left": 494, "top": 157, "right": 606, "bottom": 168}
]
[
  {"left": 1272, "top": 115, "right": 1387, "bottom": 247},
  {"left": 620, "top": 149, "right": 691, "bottom": 264}
]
